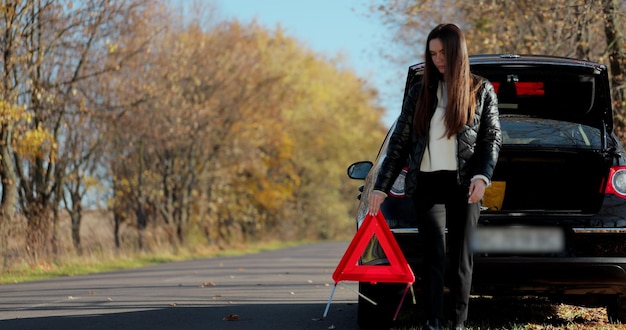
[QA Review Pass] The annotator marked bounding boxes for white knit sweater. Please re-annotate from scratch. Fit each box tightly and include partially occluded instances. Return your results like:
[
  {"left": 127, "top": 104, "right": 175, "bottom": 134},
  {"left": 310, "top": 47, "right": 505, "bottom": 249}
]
[{"left": 420, "top": 81, "right": 457, "bottom": 172}]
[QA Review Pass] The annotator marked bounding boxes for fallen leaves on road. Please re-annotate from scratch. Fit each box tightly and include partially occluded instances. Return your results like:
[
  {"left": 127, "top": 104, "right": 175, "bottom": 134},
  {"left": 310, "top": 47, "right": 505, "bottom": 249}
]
[
  {"left": 223, "top": 314, "right": 240, "bottom": 321},
  {"left": 201, "top": 281, "right": 216, "bottom": 287}
]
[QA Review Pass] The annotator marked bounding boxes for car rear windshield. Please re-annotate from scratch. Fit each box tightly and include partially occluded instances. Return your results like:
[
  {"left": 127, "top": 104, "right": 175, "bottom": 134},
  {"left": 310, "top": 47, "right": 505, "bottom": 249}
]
[
  {"left": 501, "top": 116, "right": 601, "bottom": 149},
  {"left": 484, "top": 69, "right": 599, "bottom": 115},
  {"left": 470, "top": 64, "right": 610, "bottom": 131}
]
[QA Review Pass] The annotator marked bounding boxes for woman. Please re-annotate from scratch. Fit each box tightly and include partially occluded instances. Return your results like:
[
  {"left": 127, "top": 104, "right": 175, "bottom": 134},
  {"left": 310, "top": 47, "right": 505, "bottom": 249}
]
[{"left": 367, "top": 23, "right": 501, "bottom": 330}]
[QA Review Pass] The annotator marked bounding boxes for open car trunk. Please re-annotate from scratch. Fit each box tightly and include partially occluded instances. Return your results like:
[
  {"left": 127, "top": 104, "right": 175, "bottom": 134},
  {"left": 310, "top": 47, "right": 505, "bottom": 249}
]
[
  {"left": 463, "top": 57, "right": 616, "bottom": 215},
  {"left": 486, "top": 146, "right": 610, "bottom": 213}
]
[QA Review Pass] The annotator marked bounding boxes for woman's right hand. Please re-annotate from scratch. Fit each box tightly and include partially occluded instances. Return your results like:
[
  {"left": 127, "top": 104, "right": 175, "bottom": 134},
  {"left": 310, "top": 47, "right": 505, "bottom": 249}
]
[{"left": 367, "top": 190, "right": 388, "bottom": 216}]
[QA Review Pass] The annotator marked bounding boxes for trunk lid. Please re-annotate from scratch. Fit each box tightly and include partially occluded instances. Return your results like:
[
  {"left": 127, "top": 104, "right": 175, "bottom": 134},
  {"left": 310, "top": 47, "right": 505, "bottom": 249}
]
[{"left": 408, "top": 54, "right": 613, "bottom": 134}]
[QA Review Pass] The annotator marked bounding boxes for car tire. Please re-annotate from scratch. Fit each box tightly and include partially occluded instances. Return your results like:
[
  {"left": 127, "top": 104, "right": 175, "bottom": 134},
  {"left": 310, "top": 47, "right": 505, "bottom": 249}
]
[
  {"left": 607, "top": 296, "right": 626, "bottom": 324},
  {"left": 357, "top": 282, "right": 407, "bottom": 329}
]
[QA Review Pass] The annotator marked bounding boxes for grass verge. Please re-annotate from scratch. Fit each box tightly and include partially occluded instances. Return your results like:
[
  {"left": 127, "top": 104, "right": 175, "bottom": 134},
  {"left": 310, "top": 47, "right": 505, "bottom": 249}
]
[
  {"left": 0, "top": 239, "right": 312, "bottom": 284},
  {"left": 389, "top": 296, "right": 626, "bottom": 329}
]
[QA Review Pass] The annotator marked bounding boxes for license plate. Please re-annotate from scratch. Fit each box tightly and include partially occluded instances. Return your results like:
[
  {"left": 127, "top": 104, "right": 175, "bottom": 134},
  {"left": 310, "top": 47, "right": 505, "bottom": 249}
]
[{"left": 471, "top": 226, "right": 565, "bottom": 253}]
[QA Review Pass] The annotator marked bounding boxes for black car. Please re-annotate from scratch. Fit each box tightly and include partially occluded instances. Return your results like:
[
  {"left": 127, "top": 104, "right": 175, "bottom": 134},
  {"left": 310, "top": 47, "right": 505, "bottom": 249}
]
[{"left": 347, "top": 54, "right": 626, "bottom": 327}]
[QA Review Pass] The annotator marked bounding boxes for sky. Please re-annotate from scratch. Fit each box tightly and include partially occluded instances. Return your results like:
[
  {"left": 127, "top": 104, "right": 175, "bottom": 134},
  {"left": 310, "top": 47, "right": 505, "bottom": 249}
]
[{"left": 212, "top": 0, "right": 405, "bottom": 127}]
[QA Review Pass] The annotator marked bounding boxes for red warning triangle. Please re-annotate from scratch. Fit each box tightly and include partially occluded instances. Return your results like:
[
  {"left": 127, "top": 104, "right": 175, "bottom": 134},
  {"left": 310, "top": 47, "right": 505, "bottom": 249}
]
[{"left": 332, "top": 212, "right": 414, "bottom": 284}]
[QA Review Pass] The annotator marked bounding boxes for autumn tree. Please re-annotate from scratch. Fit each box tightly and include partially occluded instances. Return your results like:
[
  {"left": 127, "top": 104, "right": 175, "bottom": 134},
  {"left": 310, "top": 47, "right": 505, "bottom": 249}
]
[
  {"left": 0, "top": 0, "right": 160, "bottom": 264},
  {"left": 104, "top": 8, "right": 387, "bottom": 250}
]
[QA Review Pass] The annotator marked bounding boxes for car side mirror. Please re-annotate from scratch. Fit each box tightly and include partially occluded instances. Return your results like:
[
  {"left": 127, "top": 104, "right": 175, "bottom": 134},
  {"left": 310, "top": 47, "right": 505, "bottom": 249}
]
[{"left": 347, "top": 161, "right": 373, "bottom": 180}]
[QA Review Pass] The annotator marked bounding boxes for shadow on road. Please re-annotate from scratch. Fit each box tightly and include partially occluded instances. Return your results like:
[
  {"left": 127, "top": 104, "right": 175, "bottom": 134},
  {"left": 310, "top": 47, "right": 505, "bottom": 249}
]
[{"left": 0, "top": 302, "right": 359, "bottom": 330}]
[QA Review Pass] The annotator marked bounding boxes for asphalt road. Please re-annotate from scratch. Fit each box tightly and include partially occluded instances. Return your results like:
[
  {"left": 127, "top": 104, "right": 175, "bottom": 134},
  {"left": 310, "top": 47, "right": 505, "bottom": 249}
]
[{"left": 0, "top": 241, "right": 362, "bottom": 330}]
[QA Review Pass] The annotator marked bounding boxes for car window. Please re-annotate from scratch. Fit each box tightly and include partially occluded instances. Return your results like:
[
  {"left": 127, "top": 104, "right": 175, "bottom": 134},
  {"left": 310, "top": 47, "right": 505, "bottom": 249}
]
[
  {"left": 468, "top": 64, "right": 610, "bottom": 131},
  {"left": 478, "top": 69, "right": 599, "bottom": 115},
  {"left": 501, "top": 116, "right": 602, "bottom": 148}
]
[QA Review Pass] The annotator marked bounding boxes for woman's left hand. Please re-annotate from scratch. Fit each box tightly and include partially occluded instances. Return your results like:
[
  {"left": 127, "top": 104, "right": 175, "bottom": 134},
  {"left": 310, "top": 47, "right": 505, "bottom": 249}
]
[{"left": 468, "top": 179, "right": 487, "bottom": 204}]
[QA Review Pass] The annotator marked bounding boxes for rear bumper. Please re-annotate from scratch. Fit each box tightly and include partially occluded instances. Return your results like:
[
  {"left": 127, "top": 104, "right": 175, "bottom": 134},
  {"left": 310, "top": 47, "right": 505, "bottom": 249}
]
[
  {"left": 364, "top": 235, "right": 626, "bottom": 296},
  {"left": 366, "top": 255, "right": 626, "bottom": 294},
  {"left": 470, "top": 257, "right": 626, "bottom": 296}
]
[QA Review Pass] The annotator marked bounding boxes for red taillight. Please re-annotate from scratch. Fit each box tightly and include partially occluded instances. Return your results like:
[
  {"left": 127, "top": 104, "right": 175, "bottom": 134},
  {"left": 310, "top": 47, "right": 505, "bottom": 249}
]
[{"left": 605, "top": 166, "right": 626, "bottom": 198}]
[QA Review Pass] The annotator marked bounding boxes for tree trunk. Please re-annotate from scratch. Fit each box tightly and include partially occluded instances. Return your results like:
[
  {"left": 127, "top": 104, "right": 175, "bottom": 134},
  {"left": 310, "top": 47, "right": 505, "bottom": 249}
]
[
  {"left": 25, "top": 206, "right": 53, "bottom": 262},
  {"left": 114, "top": 211, "right": 122, "bottom": 249},
  {"left": 136, "top": 203, "right": 147, "bottom": 250},
  {"left": 602, "top": 0, "right": 626, "bottom": 135},
  {"left": 69, "top": 201, "right": 83, "bottom": 255},
  {"left": 0, "top": 121, "right": 18, "bottom": 272}
]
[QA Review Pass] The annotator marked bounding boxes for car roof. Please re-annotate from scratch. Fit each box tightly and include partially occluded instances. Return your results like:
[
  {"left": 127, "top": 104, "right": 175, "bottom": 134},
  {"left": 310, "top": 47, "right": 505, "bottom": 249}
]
[{"left": 405, "top": 54, "right": 613, "bottom": 133}]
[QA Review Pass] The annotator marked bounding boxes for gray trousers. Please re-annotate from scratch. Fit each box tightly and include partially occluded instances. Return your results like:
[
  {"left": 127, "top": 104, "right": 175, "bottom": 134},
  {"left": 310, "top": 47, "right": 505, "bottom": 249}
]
[{"left": 413, "top": 170, "right": 480, "bottom": 324}]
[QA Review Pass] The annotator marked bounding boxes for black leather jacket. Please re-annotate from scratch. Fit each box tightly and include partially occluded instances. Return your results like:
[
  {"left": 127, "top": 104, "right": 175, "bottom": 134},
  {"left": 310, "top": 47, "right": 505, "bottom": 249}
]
[{"left": 374, "top": 75, "right": 502, "bottom": 196}]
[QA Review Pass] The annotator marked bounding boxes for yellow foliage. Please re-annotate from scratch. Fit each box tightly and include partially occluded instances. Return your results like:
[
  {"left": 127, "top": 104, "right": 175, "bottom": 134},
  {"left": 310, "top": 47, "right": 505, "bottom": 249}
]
[
  {"left": 13, "top": 126, "right": 57, "bottom": 162},
  {"left": 0, "top": 100, "right": 58, "bottom": 162},
  {"left": 83, "top": 176, "right": 100, "bottom": 190},
  {"left": 254, "top": 185, "right": 287, "bottom": 211},
  {"left": 105, "top": 39, "right": 118, "bottom": 54},
  {"left": 0, "top": 100, "right": 30, "bottom": 125}
]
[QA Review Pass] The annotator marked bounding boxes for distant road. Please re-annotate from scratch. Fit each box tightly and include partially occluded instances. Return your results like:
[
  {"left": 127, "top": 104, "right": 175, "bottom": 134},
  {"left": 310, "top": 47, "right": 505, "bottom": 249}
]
[{"left": 0, "top": 241, "right": 360, "bottom": 330}]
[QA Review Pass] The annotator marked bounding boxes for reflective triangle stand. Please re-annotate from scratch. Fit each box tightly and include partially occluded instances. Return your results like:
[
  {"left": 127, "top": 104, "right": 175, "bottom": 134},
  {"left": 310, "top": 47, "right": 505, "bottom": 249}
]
[{"left": 323, "top": 212, "right": 415, "bottom": 320}]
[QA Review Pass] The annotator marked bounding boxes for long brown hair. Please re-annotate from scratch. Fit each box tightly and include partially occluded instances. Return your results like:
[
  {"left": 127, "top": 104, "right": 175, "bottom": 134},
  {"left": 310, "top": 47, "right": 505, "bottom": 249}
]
[{"left": 414, "top": 23, "right": 477, "bottom": 138}]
